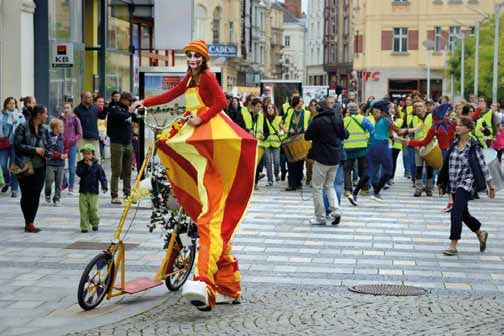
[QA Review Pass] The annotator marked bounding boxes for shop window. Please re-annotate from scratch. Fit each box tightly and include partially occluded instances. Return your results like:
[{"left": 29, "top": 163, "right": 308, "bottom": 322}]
[
  {"left": 393, "top": 27, "right": 408, "bottom": 53},
  {"left": 434, "top": 26, "right": 442, "bottom": 52},
  {"left": 48, "top": 0, "right": 82, "bottom": 41}
]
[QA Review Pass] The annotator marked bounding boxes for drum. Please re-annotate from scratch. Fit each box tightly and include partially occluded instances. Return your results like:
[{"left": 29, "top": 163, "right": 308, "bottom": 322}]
[
  {"left": 419, "top": 138, "right": 443, "bottom": 169},
  {"left": 483, "top": 148, "right": 504, "bottom": 191},
  {"left": 281, "top": 134, "right": 312, "bottom": 163}
]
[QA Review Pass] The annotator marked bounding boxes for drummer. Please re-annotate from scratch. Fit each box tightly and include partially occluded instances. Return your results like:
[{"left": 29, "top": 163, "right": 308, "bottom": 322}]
[
  {"left": 283, "top": 96, "right": 311, "bottom": 191},
  {"left": 401, "top": 100, "right": 434, "bottom": 197}
]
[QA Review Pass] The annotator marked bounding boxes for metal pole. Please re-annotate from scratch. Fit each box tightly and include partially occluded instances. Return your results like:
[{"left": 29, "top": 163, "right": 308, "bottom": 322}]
[
  {"left": 492, "top": 4, "right": 502, "bottom": 104},
  {"left": 461, "top": 35, "right": 465, "bottom": 99},
  {"left": 427, "top": 48, "right": 431, "bottom": 100},
  {"left": 451, "top": 73, "right": 455, "bottom": 102},
  {"left": 99, "top": 0, "right": 107, "bottom": 97},
  {"left": 474, "top": 20, "right": 480, "bottom": 97}
]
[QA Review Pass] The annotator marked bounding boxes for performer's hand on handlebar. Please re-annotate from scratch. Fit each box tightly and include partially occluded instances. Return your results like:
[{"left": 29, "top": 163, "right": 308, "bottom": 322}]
[
  {"left": 188, "top": 116, "right": 203, "bottom": 127},
  {"left": 129, "top": 100, "right": 144, "bottom": 113}
]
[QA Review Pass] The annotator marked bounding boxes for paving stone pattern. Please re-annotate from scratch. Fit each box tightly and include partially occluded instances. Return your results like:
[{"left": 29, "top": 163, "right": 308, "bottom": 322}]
[{"left": 1, "top": 161, "right": 504, "bottom": 335}]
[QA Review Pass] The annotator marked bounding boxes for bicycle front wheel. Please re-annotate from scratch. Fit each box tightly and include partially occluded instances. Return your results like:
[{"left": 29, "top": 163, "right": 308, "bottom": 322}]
[
  {"left": 165, "top": 244, "right": 196, "bottom": 291},
  {"left": 77, "top": 252, "right": 115, "bottom": 310}
]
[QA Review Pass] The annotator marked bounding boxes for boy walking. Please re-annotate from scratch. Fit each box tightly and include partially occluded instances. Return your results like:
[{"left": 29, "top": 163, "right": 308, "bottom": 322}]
[
  {"left": 76, "top": 144, "right": 108, "bottom": 233},
  {"left": 45, "top": 119, "right": 67, "bottom": 206}
]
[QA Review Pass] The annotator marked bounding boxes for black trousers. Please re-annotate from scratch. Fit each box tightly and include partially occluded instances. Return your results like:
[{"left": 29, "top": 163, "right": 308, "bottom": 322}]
[
  {"left": 450, "top": 188, "right": 482, "bottom": 240},
  {"left": 391, "top": 148, "right": 401, "bottom": 179},
  {"left": 287, "top": 160, "right": 304, "bottom": 189},
  {"left": 19, "top": 166, "right": 46, "bottom": 225},
  {"left": 343, "top": 157, "right": 367, "bottom": 192}
]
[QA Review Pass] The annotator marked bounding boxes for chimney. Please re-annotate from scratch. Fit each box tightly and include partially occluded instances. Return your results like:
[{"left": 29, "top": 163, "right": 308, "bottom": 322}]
[{"left": 285, "top": 0, "right": 301, "bottom": 18}]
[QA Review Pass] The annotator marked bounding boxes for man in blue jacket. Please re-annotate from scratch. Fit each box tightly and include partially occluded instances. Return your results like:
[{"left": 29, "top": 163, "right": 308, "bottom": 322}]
[
  {"left": 74, "top": 91, "right": 106, "bottom": 160},
  {"left": 304, "top": 100, "right": 349, "bottom": 225}
]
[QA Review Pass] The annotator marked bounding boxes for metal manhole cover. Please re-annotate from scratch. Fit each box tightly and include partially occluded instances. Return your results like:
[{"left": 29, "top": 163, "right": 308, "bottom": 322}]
[
  {"left": 65, "top": 241, "right": 140, "bottom": 250},
  {"left": 349, "top": 284, "right": 427, "bottom": 296}
]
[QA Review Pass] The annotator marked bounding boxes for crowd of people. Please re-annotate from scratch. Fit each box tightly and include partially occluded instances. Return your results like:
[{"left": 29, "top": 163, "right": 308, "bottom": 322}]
[{"left": 0, "top": 87, "right": 502, "bottom": 255}]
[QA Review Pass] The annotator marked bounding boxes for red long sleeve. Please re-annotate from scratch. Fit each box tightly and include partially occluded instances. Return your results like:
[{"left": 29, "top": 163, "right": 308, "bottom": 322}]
[
  {"left": 143, "top": 73, "right": 191, "bottom": 107},
  {"left": 409, "top": 127, "right": 435, "bottom": 148},
  {"left": 471, "top": 107, "right": 482, "bottom": 121},
  {"left": 409, "top": 121, "right": 456, "bottom": 150}
]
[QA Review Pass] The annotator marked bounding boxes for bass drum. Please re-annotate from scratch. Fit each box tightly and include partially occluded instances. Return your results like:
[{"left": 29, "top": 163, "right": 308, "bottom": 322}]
[{"left": 419, "top": 138, "right": 443, "bottom": 169}]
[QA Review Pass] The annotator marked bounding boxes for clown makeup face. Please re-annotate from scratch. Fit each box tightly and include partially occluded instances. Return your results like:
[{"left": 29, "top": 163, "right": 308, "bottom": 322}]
[{"left": 186, "top": 51, "right": 204, "bottom": 70}]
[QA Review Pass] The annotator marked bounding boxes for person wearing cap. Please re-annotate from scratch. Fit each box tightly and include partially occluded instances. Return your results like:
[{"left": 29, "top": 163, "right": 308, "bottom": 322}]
[
  {"left": 347, "top": 99, "right": 404, "bottom": 205},
  {"left": 107, "top": 91, "right": 137, "bottom": 205},
  {"left": 76, "top": 144, "right": 108, "bottom": 233},
  {"left": 129, "top": 40, "right": 256, "bottom": 312},
  {"left": 342, "top": 102, "right": 373, "bottom": 197}
]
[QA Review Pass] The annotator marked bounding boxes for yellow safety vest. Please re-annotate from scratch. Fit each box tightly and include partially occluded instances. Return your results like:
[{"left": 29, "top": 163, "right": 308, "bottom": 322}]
[
  {"left": 475, "top": 110, "right": 494, "bottom": 142},
  {"left": 284, "top": 109, "right": 310, "bottom": 138},
  {"left": 343, "top": 114, "right": 369, "bottom": 149},
  {"left": 241, "top": 107, "right": 253, "bottom": 130},
  {"left": 282, "top": 102, "right": 291, "bottom": 115},
  {"left": 367, "top": 114, "right": 376, "bottom": 126},
  {"left": 263, "top": 116, "right": 283, "bottom": 148},
  {"left": 390, "top": 118, "right": 403, "bottom": 150},
  {"left": 412, "top": 113, "right": 432, "bottom": 140}
]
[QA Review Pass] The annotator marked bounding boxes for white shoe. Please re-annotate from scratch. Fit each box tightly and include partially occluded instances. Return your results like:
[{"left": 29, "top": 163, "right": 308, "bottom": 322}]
[
  {"left": 216, "top": 293, "right": 240, "bottom": 305},
  {"left": 181, "top": 280, "right": 211, "bottom": 311}
]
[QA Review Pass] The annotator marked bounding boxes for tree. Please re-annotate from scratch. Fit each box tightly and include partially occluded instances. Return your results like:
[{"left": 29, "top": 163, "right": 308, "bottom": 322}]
[{"left": 447, "top": 14, "right": 504, "bottom": 102}]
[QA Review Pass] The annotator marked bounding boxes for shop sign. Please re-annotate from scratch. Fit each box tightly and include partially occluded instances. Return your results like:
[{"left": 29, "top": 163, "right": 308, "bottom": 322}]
[
  {"left": 52, "top": 43, "right": 73, "bottom": 68},
  {"left": 351, "top": 70, "right": 380, "bottom": 81},
  {"left": 208, "top": 44, "right": 238, "bottom": 58}
]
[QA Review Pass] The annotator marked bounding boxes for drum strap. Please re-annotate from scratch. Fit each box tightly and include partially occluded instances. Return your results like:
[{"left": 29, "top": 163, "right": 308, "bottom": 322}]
[
  {"left": 266, "top": 119, "right": 283, "bottom": 143},
  {"left": 345, "top": 116, "right": 366, "bottom": 133}
]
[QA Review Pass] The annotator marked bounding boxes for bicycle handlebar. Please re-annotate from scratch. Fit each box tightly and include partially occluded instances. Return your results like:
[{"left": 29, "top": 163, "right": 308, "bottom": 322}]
[{"left": 135, "top": 107, "right": 192, "bottom": 132}]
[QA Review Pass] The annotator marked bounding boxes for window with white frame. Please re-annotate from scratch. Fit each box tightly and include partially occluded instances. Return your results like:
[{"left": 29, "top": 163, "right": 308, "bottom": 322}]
[
  {"left": 434, "top": 26, "right": 442, "bottom": 52},
  {"left": 393, "top": 27, "right": 408, "bottom": 53},
  {"left": 194, "top": 5, "right": 207, "bottom": 40},
  {"left": 285, "top": 35, "right": 290, "bottom": 47},
  {"left": 449, "top": 26, "right": 460, "bottom": 52}
]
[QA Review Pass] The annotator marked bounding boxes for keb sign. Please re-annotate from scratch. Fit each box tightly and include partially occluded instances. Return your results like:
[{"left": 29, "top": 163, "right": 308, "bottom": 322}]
[
  {"left": 208, "top": 44, "right": 238, "bottom": 58},
  {"left": 52, "top": 43, "right": 74, "bottom": 68}
]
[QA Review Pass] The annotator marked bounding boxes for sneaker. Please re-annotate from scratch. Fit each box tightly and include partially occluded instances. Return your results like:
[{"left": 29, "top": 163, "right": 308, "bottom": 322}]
[
  {"left": 92, "top": 226, "right": 98, "bottom": 231},
  {"left": 344, "top": 190, "right": 351, "bottom": 197},
  {"left": 1, "top": 185, "right": 9, "bottom": 193},
  {"left": 442, "top": 204, "right": 453, "bottom": 212},
  {"left": 267, "top": 181, "right": 273, "bottom": 187},
  {"left": 216, "top": 293, "right": 240, "bottom": 305},
  {"left": 426, "top": 190, "right": 433, "bottom": 197},
  {"left": 371, "top": 194, "right": 384, "bottom": 202},
  {"left": 24, "top": 223, "right": 41, "bottom": 233},
  {"left": 285, "top": 187, "right": 296, "bottom": 191},
  {"left": 309, "top": 218, "right": 326, "bottom": 225},
  {"left": 383, "top": 183, "right": 390, "bottom": 190},
  {"left": 389, "top": 179, "right": 395, "bottom": 185},
  {"left": 275, "top": 175, "right": 280, "bottom": 182},
  {"left": 258, "top": 173, "right": 266, "bottom": 181},
  {"left": 111, "top": 198, "right": 122, "bottom": 205},
  {"left": 413, "top": 190, "right": 422, "bottom": 197},
  {"left": 81, "top": 229, "right": 89, "bottom": 233},
  {"left": 68, "top": 189, "right": 74, "bottom": 195},
  {"left": 46, "top": 196, "right": 51, "bottom": 204},
  {"left": 404, "top": 171, "right": 411, "bottom": 179},
  {"left": 329, "top": 210, "right": 342, "bottom": 225},
  {"left": 182, "top": 280, "right": 212, "bottom": 312},
  {"left": 61, "top": 182, "right": 68, "bottom": 191},
  {"left": 281, "top": 172, "right": 286, "bottom": 181},
  {"left": 360, "top": 190, "right": 369, "bottom": 196},
  {"left": 306, "top": 179, "right": 311, "bottom": 186},
  {"left": 347, "top": 193, "right": 358, "bottom": 206},
  {"left": 11, "top": 191, "right": 17, "bottom": 198},
  {"left": 53, "top": 201, "right": 62, "bottom": 207}
]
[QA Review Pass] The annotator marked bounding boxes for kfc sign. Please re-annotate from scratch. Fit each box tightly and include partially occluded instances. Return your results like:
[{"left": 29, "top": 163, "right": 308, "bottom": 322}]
[{"left": 352, "top": 71, "right": 381, "bottom": 81}]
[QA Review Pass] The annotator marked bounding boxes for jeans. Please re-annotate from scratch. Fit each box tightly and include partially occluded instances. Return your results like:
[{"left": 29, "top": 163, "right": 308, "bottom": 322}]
[
  {"left": 110, "top": 143, "right": 133, "bottom": 198},
  {"left": 450, "top": 188, "right": 482, "bottom": 240},
  {"left": 19, "top": 166, "right": 46, "bottom": 225},
  {"left": 312, "top": 161, "right": 339, "bottom": 220},
  {"left": 391, "top": 148, "right": 401, "bottom": 179},
  {"left": 402, "top": 148, "right": 410, "bottom": 173},
  {"left": 79, "top": 193, "right": 100, "bottom": 230},
  {"left": 408, "top": 146, "right": 416, "bottom": 181},
  {"left": 287, "top": 160, "right": 304, "bottom": 189},
  {"left": 63, "top": 145, "right": 78, "bottom": 191},
  {"left": 280, "top": 147, "right": 288, "bottom": 177},
  {"left": 45, "top": 166, "right": 64, "bottom": 202},
  {"left": 99, "top": 140, "right": 106, "bottom": 160},
  {"left": 324, "top": 164, "right": 344, "bottom": 214},
  {"left": 353, "top": 141, "right": 392, "bottom": 196},
  {"left": 0, "top": 147, "right": 19, "bottom": 191},
  {"left": 263, "top": 147, "right": 280, "bottom": 182}
]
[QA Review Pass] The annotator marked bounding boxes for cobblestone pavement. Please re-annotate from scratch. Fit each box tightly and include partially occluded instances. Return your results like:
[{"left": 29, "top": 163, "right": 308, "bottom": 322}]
[
  {"left": 67, "top": 284, "right": 504, "bottom": 336},
  {"left": 1, "top": 158, "right": 504, "bottom": 335}
]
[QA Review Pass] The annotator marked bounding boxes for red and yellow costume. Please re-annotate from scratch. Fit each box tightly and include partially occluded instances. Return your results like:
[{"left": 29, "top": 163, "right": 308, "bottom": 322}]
[
  {"left": 143, "top": 41, "right": 257, "bottom": 308},
  {"left": 408, "top": 104, "right": 456, "bottom": 151}
]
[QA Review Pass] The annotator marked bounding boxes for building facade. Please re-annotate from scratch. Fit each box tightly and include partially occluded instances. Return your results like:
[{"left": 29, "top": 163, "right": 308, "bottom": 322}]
[
  {"left": 281, "top": 1, "right": 306, "bottom": 81},
  {"left": 353, "top": 0, "right": 494, "bottom": 100},
  {"left": 323, "top": 0, "right": 355, "bottom": 91},
  {"left": 264, "top": 1, "right": 284, "bottom": 79},
  {"left": 305, "top": 0, "right": 326, "bottom": 85}
]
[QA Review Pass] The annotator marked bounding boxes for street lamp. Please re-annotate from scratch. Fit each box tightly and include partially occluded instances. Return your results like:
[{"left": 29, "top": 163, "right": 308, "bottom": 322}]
[
  {"left": 453, "top": 20, "right": 469, "bottom": 99},
  {"left": 465, "top": 6, "right": 489, "bottom": 97},
  {"left": 422, "top": 40, "right": 435, "bottom": 100},
  {"left": 493, "top": 2, "right": 504, "bottom": 104}
]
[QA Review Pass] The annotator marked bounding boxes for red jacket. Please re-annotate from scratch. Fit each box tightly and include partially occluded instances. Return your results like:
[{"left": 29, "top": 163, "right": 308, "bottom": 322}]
[
  {"left": 143, "top": 71, "right": 227, "bottom": 123},
  {"left": 409, "top": 120, "right": 457, "bottom": 150}
]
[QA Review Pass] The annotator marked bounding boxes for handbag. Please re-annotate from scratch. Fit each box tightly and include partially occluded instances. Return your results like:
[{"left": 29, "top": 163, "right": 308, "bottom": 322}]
[
  {"left": 0, "top": 125, "right": 12, "bottom": 150},
  {"left": 9, "top": 160, "right": 34, "bottom": 177}
]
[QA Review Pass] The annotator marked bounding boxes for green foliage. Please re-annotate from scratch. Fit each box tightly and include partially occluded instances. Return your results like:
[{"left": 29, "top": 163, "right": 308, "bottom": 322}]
[{"left": 447, "top": 14, "right": 504, "bottom": 101}]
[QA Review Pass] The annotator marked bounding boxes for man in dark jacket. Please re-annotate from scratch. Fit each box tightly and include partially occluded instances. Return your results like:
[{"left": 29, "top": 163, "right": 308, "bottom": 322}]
[
  {"left": 107, "top": 92, "right": 137, "bottom": 204},
  {"left": 74, "top": 91, "right": 106, "bottom": 160},
  {"left": 304, "top": 101, "right": 349, "bottom": 225}
]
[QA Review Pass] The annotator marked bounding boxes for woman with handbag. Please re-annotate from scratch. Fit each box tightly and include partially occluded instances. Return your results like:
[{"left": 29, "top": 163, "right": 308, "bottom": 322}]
[
  {"left": 0, "top": 97, "right": 25, "bottom": 197},
  {"left": 437, "top": 117, "right": 496, "bottom": 256},
  {"left": 14, "top": 104, "right": 50, "bottom": 233}
]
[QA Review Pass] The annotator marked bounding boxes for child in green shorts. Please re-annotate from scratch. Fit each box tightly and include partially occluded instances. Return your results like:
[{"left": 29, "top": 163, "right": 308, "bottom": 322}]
[{"left": 76, "top": 144, "right": 108, "bottom": 233}]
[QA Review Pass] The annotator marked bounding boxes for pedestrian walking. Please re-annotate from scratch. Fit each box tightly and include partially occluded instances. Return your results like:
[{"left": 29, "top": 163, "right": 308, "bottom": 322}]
[
  {"left": 389, "top": 104, "right": 403, "bottom": 183},
  {"left": 437, "top": 117, "right": 495, "bottom": 256},
  {"left": 0, "top": 97, "right": 24, "bottom": 197},
  {"left": 74, "top": 91, "right": 106, "bottom": 160},
  {"left": 263, "top": 103, "right": 285, "bottom": 186},
  {"left": 45, "top": 119, "right": 67, "bottom": 206},
  {"left": 107, "top": 91, "right": 137, "bottom": 204},
  {"left": 76, "top": 144, "right": 108, "bottom": 233},
  {"left": 14, "top": 105, "right": 50, "bottom": 233},
  {"left": 304, "top": 99, "right": 348, "bottom": 225},
  {"left": 61, "top": 102, "right": 82, "bottom": 194},
  {"left": 95, "top": 95, "right": 108, "bottom": 161}
]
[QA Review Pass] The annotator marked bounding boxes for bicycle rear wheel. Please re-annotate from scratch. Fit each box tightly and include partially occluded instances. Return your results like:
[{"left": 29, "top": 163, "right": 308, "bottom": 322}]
[
  {"left": 165, "top": 244, "right": 196, "bottom": 291},
  {"left": 77, "top": 252, "right": 115, "bottom": 310}
]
